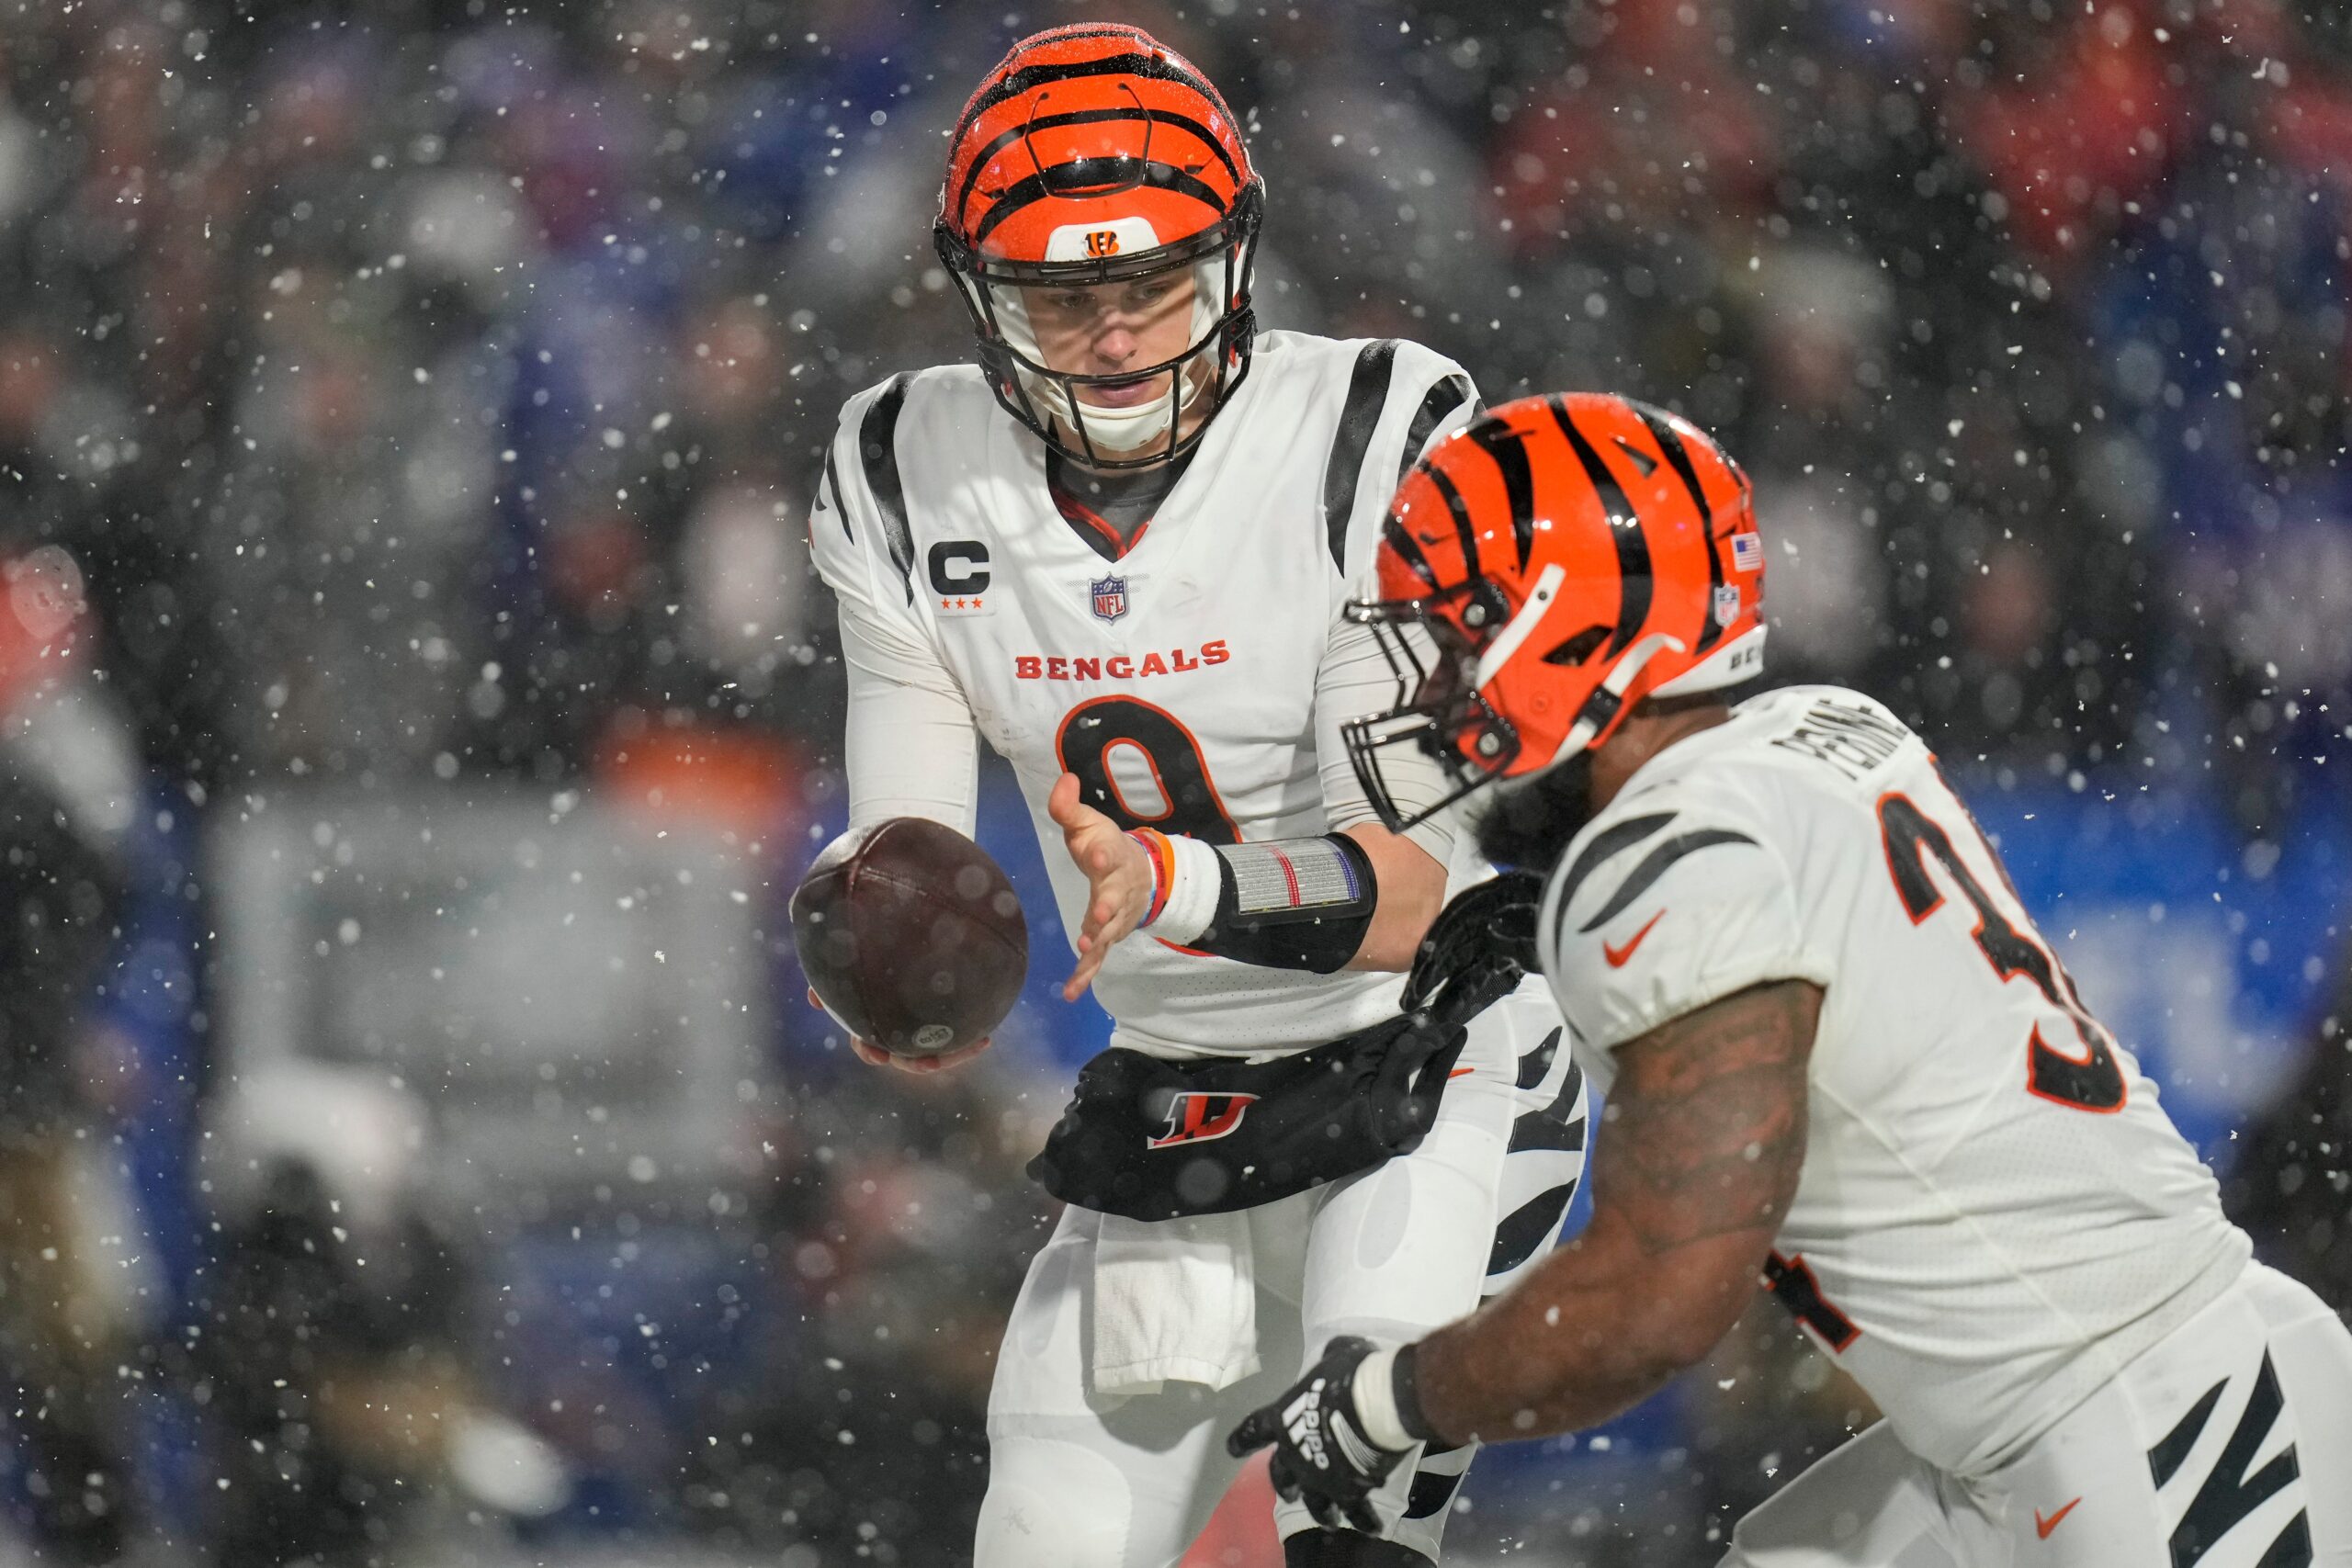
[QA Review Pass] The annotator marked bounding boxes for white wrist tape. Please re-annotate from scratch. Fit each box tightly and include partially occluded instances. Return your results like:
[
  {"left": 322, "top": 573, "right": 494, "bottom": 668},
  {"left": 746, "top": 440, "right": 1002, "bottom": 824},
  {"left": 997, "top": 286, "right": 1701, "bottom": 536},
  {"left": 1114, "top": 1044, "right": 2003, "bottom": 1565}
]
[
  {"left": 1351, "top": 1345, "right": 1416, "bottom": 1451},
  {"left": 1147, "top": 831, "right": 1224, "bottom": 946}
]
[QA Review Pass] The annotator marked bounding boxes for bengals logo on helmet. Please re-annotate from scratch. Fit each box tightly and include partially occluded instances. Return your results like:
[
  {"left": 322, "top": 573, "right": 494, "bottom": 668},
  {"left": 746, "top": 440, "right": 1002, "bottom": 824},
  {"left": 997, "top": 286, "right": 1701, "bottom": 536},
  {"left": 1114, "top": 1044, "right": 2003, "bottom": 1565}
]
[
  {"left": 1083, "top": 230, "right": 1121, "bottom": 257},
  {"left": 1341, "top": 394, "right": 1767, "bottom": 832}
]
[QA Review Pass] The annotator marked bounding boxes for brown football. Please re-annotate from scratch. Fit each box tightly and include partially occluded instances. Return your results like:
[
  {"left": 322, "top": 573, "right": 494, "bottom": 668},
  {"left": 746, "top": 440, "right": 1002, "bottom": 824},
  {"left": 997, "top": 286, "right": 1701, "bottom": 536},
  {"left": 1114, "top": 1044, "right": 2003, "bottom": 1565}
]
[{"left": 789, "top": 818, "right": 1029, "bottom": 1059}]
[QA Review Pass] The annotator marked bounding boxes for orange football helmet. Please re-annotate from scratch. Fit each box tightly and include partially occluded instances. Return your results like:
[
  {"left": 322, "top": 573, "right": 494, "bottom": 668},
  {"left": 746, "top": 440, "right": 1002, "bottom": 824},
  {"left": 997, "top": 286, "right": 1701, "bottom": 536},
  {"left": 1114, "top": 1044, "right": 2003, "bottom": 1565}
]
[
  {"left": 1342, "top": 393, "right": 1768, "bottom": 831},
  {"left": 933, "top": 24, "right": 1263, "bottom": 468}
]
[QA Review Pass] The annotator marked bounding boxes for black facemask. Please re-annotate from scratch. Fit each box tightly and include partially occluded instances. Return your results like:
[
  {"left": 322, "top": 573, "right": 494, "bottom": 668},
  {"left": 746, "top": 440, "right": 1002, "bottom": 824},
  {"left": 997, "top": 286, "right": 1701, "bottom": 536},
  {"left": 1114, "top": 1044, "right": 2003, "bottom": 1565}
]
[{"left": 1466, "top": 750, "right": 1598, "bottom": 872}]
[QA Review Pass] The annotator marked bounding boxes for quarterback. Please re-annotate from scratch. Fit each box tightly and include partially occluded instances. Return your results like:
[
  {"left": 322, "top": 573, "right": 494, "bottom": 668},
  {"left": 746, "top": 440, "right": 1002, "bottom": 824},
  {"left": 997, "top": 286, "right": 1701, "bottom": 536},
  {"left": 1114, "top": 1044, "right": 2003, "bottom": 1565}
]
[
  {"left": 805, "top": 27, "right": 1587, "bottom": 1566},
  {"left": 1229, "top": 392, "right": 2352, "bottom": 1565}
]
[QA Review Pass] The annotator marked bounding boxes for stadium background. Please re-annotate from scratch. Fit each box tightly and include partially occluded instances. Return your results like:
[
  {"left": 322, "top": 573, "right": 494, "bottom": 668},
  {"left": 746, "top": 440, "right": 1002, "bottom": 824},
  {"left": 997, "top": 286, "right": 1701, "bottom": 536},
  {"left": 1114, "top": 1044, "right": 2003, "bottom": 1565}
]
[{"left": 0, "top": 0, "right": 2346, "bottom": 1563}]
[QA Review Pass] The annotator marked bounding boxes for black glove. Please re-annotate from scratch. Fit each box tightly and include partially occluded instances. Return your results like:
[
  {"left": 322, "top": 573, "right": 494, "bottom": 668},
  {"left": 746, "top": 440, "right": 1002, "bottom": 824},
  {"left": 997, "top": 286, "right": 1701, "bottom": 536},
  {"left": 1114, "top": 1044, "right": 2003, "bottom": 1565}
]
[
  {"left": 1225, "top": 1336, "right": 1411, "bottom": 1535},
  {"left": 1401, "top": 868, "right": 1545, "bottom": 1024},
  {"left": 1361, "top": 869, "right": 1545, "bottom": 1152}
]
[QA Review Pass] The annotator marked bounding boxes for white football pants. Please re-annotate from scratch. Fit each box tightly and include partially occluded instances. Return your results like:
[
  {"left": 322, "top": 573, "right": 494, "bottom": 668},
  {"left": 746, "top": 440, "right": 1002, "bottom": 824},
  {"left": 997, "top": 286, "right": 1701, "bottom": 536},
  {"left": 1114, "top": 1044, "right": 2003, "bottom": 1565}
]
[
  {"left": 974, "top": 987, "right": 1588, "bottom": 1567},
  {"left": 1721, "top": 1260, "right": 2352, "bottom": 1567}
]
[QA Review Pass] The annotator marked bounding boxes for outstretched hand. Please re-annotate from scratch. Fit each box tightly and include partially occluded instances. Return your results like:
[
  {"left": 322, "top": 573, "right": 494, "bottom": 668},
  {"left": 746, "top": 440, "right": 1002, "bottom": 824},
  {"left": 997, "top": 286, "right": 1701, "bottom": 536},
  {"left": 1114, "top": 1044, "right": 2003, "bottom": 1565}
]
[
  {"left": 1226, "top": 1336, "right": 1409, "bottom": 1535},
  {"left": 1046, "top": 773, "right": 1156, "bottom": 1002}
]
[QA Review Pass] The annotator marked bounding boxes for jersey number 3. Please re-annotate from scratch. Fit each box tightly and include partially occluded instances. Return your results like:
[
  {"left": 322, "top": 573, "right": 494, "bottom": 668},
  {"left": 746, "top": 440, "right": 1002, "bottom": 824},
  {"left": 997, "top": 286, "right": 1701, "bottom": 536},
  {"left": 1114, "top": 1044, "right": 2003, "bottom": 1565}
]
[
  {"left": 1877, "top": 793, "right": 2127, "bottom": 1113},
  {"left": 1056, "top": 696, "right": 1239, "bottom": 845}
]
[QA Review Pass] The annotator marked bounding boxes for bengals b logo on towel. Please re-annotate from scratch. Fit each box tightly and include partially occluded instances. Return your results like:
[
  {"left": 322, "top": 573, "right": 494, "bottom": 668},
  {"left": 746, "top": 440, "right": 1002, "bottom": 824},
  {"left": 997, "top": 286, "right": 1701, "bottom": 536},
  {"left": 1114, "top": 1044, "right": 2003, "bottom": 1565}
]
[{"left": 1148, "top": 1092, "right": 1259, "bottom": 1148}]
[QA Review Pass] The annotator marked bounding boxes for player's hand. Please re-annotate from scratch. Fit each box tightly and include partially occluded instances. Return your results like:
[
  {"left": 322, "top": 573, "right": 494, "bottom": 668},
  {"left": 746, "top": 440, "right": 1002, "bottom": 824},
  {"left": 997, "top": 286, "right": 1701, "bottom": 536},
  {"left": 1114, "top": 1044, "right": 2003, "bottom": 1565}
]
[
  {"left": 808, "top": 987, "right": 989, "bottom": 1075},
  {"left": 1225, "top": 1336, "right": 1409, "bottom": 1535},
  {"left": 1046, "top": 772, "right": 1154, "bottom": 1002}
]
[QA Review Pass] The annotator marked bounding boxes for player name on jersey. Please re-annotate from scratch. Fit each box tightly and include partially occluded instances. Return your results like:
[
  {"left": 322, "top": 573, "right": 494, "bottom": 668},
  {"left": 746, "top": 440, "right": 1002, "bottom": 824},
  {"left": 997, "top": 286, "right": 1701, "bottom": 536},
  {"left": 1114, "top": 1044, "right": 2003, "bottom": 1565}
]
[
  {"left": 1766, "top": 694, "right": 1910, "bottom": 779},
  {"left": 1012, "top": 640, "right": 1230, "bottom": 682}
]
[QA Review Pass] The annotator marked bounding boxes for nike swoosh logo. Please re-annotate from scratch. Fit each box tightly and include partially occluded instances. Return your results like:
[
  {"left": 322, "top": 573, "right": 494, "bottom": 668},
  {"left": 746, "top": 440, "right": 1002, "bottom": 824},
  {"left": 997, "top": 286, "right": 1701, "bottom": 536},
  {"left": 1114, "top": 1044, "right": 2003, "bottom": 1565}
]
[
  {"left": 2035, "top": 1498, "right": 2082, "bottom": 1539},
  {"left": 1447, "top": 1066, "right": 1475, "bottom": 1079},
  {"left": 1602, "top": 910, "right": 1665, "bottom": 968}
]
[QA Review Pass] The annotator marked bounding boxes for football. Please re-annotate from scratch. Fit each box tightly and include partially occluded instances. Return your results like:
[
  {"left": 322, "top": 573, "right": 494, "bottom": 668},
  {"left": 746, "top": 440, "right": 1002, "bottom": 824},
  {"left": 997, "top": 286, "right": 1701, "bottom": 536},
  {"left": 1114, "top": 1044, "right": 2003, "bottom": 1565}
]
[{"left": 789, "top": 817, "right": 1029, "bottom": 1059}]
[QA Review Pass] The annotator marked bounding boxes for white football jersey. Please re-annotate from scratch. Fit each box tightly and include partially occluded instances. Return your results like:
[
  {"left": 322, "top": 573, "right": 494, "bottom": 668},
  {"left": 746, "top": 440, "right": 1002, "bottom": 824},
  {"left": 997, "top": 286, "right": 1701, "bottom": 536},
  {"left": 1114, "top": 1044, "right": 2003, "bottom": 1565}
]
[
  {"left": 1538, "top": 684, "right": 2250, "bottom": 1476},
  {"left": 808, "top": 331, "right": 1489, "bottom": 1058}
]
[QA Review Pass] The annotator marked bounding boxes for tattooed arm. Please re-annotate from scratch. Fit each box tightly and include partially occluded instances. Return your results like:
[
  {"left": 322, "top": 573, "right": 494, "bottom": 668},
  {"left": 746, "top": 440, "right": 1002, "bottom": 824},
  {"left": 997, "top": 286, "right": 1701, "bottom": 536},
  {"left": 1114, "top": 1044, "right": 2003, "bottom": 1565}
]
[{"left": 1408, "top": 978, "right": 1820, "bottom": 1444}]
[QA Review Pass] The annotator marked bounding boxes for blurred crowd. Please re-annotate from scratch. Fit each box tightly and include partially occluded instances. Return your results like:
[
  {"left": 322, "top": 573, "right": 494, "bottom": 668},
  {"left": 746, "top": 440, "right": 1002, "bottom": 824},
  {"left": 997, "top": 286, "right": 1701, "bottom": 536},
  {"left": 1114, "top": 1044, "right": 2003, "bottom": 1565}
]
[{"left": 0, "top": 0, "right": 2349, "bottom": 1563}]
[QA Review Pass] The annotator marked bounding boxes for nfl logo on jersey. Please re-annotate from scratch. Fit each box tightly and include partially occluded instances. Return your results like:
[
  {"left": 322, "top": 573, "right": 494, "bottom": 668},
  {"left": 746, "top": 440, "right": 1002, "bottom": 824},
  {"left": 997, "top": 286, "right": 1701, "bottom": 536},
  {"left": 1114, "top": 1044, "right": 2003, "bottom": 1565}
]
[{"left": 1091, "top": 575, "right": 1129, "bottom": 623}]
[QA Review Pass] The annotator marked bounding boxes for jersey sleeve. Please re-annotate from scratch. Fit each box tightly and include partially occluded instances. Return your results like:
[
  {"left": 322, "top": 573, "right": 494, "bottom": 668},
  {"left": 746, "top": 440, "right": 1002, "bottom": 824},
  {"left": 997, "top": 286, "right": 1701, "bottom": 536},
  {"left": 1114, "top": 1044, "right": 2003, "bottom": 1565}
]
[
  {"left": 1310, "top": 341, "right": 1481, "bottom": 862},
  {"left": 1389, "top": 340, "right": 1483, "bottom": 477},
  {"left": 808, "top": 385, "right": 981, "bottom": 838},
  {"left": 1313, "top": 610, "right": 1456, "bottom": 863},
  {"left": 1542, "top": 795, "right": 1833, "bottom": 1054},
  {"left": 1317, "top": 340, "right": 1483, "bottom": 591}
]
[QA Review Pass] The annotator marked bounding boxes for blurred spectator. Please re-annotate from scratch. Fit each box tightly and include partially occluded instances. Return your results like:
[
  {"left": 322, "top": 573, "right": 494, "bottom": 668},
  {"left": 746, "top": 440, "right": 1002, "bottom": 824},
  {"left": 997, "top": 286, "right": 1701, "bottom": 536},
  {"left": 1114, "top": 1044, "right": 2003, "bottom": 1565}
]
[
  {"left": 687, "top": 1058, "right": 1052, "bottom": 1566},
  {"left": 0, "top": 546, "right": 138, "bottom": 1562}
]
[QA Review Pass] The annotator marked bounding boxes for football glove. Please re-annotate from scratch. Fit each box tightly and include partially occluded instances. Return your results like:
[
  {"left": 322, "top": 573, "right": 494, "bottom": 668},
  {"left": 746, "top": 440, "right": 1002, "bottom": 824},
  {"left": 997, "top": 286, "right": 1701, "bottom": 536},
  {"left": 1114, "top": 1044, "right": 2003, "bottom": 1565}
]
[
  {"left": 1400, "top": 867, "right": 1545, "bottom": 1023},
  {"left": 1225, "top": 1336, "right": 1410, "bottom": 1535}
]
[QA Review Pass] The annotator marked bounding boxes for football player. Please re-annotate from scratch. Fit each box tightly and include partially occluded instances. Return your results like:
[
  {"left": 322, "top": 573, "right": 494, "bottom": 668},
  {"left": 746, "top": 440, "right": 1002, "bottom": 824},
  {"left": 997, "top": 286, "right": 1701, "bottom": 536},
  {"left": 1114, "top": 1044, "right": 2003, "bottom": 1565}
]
[
  {"left": 805, "top": 26, "right": 1588, "bottom": 1567},
  {"left": 1227, "top": 391, "right": 2352, "bottom": 1564}
]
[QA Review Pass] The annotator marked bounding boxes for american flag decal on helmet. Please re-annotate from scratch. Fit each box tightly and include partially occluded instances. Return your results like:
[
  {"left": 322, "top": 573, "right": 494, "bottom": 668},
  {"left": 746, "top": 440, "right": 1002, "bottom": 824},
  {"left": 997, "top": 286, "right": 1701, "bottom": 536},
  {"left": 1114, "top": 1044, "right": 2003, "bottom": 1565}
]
[{"left": 1732, "top": 533, "right": 1764, "bottom": 573}]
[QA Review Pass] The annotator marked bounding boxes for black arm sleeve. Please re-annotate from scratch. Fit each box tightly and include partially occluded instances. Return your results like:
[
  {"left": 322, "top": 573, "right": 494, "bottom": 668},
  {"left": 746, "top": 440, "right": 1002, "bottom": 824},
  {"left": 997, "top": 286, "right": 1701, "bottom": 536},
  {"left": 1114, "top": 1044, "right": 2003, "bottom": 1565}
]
[{"left": 1189, "top": 833, "right": 1380, "bottom": 974}]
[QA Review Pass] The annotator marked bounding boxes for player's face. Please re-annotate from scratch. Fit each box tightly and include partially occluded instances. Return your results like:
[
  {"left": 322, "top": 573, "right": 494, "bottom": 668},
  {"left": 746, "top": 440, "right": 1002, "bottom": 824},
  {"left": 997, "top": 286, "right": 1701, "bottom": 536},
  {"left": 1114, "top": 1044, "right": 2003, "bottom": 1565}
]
[{"left": 1020, "top": 269, "right": 1199, "bottom": 410}]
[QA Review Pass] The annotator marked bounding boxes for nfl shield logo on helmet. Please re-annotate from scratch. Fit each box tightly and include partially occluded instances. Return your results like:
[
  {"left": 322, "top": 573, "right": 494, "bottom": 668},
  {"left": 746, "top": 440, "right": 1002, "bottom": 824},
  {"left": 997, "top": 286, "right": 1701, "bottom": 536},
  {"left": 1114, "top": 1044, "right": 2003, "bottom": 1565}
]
[
  {"left": 1714, "top": 584, "right": 1743, "bottom": 626},
  {"left": 1091, "top": 575, "right": 1129, "bottom": 623}
]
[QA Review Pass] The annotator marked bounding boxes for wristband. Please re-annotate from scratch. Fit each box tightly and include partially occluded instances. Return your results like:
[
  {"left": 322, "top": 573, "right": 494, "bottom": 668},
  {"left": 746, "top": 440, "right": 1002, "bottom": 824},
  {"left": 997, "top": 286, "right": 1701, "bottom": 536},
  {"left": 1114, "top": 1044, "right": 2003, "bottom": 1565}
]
[
  {"left": 1127, "top": 830, "right": 1377, "bottom": 968},
  {"left": 1140, "top": 831, "right": 1224, "bottom": 946},
  {"left": 1351, "top": 1343, "right": 1435, "bottom": 1451},
  {"left": 1126, "top": 828, "right": 1176, "bottom": 927}
]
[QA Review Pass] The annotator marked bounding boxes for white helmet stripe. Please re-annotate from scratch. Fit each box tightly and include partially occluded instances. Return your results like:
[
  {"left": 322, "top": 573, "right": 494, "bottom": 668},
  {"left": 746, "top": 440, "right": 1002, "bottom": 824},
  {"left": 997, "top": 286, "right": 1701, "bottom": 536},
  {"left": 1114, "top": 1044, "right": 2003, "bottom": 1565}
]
[
  {"left": 1473, "top": 562, "right": 1567, "bottom": 689},
  {"left": 1533, "top": 630, "right": 1689, "bottom": 770}
]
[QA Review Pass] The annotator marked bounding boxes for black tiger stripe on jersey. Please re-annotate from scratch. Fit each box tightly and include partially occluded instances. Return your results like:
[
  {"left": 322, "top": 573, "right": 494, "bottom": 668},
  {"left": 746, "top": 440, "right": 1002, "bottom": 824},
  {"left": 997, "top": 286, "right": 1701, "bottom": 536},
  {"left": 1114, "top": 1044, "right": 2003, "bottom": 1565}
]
[
  {"left": 859, "top": 374, "right": 916, "bottom": 601},
  {"left": 1399, "top": 372, "right": 1475, "bottom": 486},
  {"left": 820, "top": 446, "right": 851, "bottom": 543},
  {"left": 952, "top": 107, "right": 1242, "bottom": 221},
  {"left": 1549, "top": 395, "right": 1652, "bottom": 656},
  {"left": 1404, "top": 1466, "right": 1465, "bottom": 1521},
  {"left": 1487, "top": 1181, "right": 1577, "bottom": 1276},
  {"left": 1323, "top": 339, "right": 1399, "bottom": 572},
  {"left": 1637, "top": 407, "right": 1726, "bottom": 654},
  {"left": 1555, "top": 810, "right": 1678, "bottom": 912},
  {"left": 1577, "top": 829, "right": 1759, "bottom": 933},
  {"left": 1516, "top": 1025, "right": 1563, "bottom": 1091},
  {"left": 1508, "top": 1100, "right": 1588, "bottom": 1156},
  {"left": 2150, "top": 1378, "right": 2225, "bottom": 1490},
  {"left": 2162, "top": 1352, "right": 2312, "bottom": 1568}
]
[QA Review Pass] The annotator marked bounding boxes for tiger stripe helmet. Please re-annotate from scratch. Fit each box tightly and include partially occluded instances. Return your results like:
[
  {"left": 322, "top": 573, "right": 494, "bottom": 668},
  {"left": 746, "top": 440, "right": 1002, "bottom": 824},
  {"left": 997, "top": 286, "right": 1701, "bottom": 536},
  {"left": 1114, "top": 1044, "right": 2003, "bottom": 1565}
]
[
  {"left": 933, "top": 24, "right": 1264, "bottom": 468},
  {"left": 1342, "top": 393, "right": 1767, "bottom": 831}
]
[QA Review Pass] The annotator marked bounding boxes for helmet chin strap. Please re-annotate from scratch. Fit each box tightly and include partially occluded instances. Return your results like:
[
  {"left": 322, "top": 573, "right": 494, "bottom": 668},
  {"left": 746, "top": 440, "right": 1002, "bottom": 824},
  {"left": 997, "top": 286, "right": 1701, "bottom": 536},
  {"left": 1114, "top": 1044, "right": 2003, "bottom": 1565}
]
[
  {"left": 992, "top": 257, "right": 1227, "bottom": 458},
  {"left": 1538, "top": 630, "right": 1690, "bottom": 771},
  {"left": 1062, "top": 379, "right": 1182, "bottom": 454}
]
